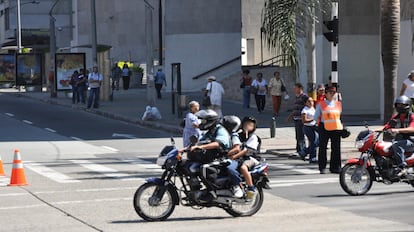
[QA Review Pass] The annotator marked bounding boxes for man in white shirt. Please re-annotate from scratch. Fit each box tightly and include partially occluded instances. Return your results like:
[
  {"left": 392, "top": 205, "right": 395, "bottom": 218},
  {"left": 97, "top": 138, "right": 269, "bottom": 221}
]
[
  {"left": 206, "top": 76, "right": 224, "bottom": 117},
  {"left": 87, "top": 66, "right": 103, "bottom": 109}
]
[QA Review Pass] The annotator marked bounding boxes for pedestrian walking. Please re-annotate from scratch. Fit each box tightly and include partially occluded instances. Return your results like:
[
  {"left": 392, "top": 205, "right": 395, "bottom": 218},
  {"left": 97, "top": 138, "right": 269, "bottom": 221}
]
[
  {"left": 251, "top": 72, "right": 267, "bottom": 113},
  {"left": 111, "top": 63, "right": 122, "bottom": 91},
  {"left": 314, "top": 86, "right": 344, "bottom": 174},
  {"left": 121, "top": 63, "right": 131, "bottom": 90},
  {"left": 287, "top": 83, "right": 309, "bottom": 154},
  {"left": 268, "top": 71, "right": 287, "bottom": 116},
  {"left": 87, "top": 66, "right": 103, "bottom": 109},
  {"left": 300, "top": 97, "right": 319, "bottom": 163},
  {"left": 205, "top": 76, "right": 225, "bottom": 117},
  {"left": 399, "top": 70, "right": 414, "bottom": 110},
  {"left": 182, "top": 101, "right": 202, "bottom": 147},
  {"left": 154, "top": 68, "right": 167, "bottom": 99},
  {"left": 240, "top": 69, "right": 253, "bottom": 108}
]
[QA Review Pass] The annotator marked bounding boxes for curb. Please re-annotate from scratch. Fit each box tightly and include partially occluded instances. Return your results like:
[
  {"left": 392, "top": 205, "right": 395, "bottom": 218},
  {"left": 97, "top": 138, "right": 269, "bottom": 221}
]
[{"left": 12, "top": 93, "right": 183, "bottom": 135}]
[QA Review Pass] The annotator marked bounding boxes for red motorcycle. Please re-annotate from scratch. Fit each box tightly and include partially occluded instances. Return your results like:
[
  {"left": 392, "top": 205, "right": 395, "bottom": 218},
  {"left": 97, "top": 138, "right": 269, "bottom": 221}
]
[{"left": 340, "top": 124, "right": 414, "bottom": 196}]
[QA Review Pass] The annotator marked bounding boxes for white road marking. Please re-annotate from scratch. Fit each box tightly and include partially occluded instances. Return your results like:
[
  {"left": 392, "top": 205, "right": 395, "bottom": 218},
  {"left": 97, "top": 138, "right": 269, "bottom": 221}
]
[
  {"left": 69, "top": 159, "right": 138, "bottom": 181},
  {"left": 271, "top": 163, "right": 320, "bottom": 174},
  {"left": 121, "top": 158, "right": 162, "bottom": 172},
  {"left": 22, "top": 120, "right": 33, "bottom": 125},
  {"left": 112, "top": 133, "right": 137, "bottom": 139},
  {"left": 269, "top": 177, "right": 338, "bottom": 187},
  {"left": 101, "top": 146, "right": 119, "bottom": 152},
  {"left": 70, "top": 136, "right": 83, "bottom": 141},
  {"left": 5, "top": 113, "right": 14, "bottom": 117},
  {"left": 0, "top": 197, "right": 131, "bottom": 210},
  {"left": 45, "top": 128, "right": 56, "bottom": 133},
  {"left": 0, "top": 186, "right": 138, "bottom": 197},
  {"left": 24, "top": 161, "right": 80, "bottom": 183}
]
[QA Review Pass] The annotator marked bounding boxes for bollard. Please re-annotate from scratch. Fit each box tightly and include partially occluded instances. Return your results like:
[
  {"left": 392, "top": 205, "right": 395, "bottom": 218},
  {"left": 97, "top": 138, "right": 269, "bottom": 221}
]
[{"left": 270, "top": 117, "right": 276, "bottom": 138}]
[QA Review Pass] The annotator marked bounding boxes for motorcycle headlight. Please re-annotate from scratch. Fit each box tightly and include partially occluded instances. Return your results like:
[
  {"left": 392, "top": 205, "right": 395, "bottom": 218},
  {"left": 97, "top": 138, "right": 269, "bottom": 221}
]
[
  {"left": 156, "top": 156, "right": 167, "bottom": 166},
  {"left": 355, "top": 140, "right": 364, "bottom": 149}
]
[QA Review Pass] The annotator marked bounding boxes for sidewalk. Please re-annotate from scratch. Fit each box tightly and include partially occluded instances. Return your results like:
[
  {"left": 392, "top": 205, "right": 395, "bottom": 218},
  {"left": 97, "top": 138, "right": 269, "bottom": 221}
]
[{"left": 0, "top": 86, "right": 382, "bottom": 160}]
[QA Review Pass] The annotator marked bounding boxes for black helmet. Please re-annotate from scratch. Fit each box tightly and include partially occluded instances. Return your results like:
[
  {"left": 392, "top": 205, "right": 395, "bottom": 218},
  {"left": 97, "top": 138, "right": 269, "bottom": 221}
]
[
  {"left": 241, "top": 116, "right": 257, "bottom": 132},
  {"left": 221, "top": 115, "right": 241, "bottom": 133},
  {"left": 394, "top": 96, "right": 411, "bottom": 114},
  {"left": 195, "top": 109, "right": 220, "bottom": 130}
]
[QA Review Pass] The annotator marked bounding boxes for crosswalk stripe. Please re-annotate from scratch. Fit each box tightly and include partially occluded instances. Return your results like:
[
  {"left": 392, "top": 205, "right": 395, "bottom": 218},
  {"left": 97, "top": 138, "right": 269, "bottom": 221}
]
[
  {"left": 269, "top": 177, "right": 338, "bottom": 187},
  {"left": 24, "top": 161, "right": 80, "bottom": 183},
  {"left": 271, "top": 163, "right": 320, "bottom": 174},
  {"left": 68, "top": 159, "right": 139, "bottom": 181}
]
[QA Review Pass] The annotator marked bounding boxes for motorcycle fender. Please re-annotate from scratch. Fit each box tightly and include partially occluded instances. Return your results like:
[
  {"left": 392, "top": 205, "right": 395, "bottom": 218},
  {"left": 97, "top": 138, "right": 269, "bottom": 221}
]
[
  {"left": 145, "top": 178, "right": 180, "bottom": 205},
  {"left": 345, "top": 158, "right": 372, "bottom": 167},
  {"left": 256, "top": 176, "right": 271, "bottom": 189}
]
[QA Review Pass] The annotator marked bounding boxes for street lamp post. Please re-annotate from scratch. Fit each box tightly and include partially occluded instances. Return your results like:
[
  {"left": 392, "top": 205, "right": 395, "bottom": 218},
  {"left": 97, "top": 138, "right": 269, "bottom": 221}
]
[
  {"left": 49, "top": 0, "right": 61, "bottom": 98},
  {"left": 16, "top": 0, "right": 40, "bottom": 53}
]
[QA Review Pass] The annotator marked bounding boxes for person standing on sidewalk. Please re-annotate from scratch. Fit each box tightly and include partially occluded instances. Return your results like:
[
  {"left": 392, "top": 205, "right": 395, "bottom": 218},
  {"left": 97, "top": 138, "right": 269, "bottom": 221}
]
[
  {"left": 111, "top": 63, "right": 122, "bottom": 91},
  {"left": 77, "top": 69, "right": 87, "bottom": 104},
  {"left": 154, "top": 68, "right": 167, "bottom": 99},
  {"left": 205, "top": 76, "right": 225, "bottom": 117},
  {"left": 240, "top": 69, "right": 253, "bottom": 108},
  {"left": 315, "top": 84, "right": 325, "bottom": 106},
  {"left": 87, "top": 66, "right": 103, "bottom": 109},
  {"left": 314, "top": 86, "right": 343, "bottom": 174},
  {"left": 268, "top": 71, "right": 286, "bottom": 116},
  {"left": 300, "top": 97, "right": 318, "bottom": 163},
  {"left": 287, "top": 83, "right": 308, "bottom": 155},
  {"left": 251, "top": 72, "right": 267, "bottom": 114},
  {"left": 121, "top": 63, "right": 131, "bottom": 90},
  {"left": 70, "top": 70, "right": 80, "bottom": 104}
]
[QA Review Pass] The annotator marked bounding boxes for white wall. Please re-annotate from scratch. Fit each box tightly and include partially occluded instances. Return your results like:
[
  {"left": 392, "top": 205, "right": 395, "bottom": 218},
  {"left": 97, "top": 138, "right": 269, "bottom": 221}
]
[{"left": 164, "top": 32, "right": 241, "bottom": 92}]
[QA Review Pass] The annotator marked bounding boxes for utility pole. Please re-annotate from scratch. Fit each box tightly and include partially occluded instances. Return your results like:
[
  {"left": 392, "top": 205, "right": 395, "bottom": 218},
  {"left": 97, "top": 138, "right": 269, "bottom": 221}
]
[
  {"left": 49, "top": 0, "right": 61, "bottom": 98},
  {"left": 145, "top": 0, "right": 156, "bottom": 106},
  {"left": 306, "top": 7, "right": 316, "bottom": 99},
  {"left": 158, "top": 0, "right": 163, "bottom": 66},
  {"left": 323, "top": 2, "right": 339, "bottom": 87},
  {"left": 91, "top": 0, "right": 97, "bottom": 65}
]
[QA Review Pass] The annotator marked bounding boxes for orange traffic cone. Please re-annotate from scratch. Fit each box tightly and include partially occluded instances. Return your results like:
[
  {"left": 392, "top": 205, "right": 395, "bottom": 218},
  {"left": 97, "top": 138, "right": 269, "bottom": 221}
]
[
  {"left": 8, "top": 149, "right": 28, "bottom": 186},
  {"left": 0, "top": 156, "right": 5, "bottom": 176}
]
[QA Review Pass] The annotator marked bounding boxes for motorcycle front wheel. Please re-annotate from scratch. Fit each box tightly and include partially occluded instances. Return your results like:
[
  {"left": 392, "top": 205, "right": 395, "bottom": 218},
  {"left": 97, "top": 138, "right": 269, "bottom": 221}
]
[
  {"left": 133, "top": 182, "right": 176, "bottom": 221},
  {"left": 340, "top": 163, "right": 373, "bottom": 196},
  {"left": 225, "top": 186, "right": 264, "bottom": 217}
]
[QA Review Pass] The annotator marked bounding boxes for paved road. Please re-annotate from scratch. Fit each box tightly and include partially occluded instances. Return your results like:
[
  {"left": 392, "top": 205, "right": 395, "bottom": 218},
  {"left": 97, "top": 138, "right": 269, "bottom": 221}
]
[{"left": 0, "top": 96, "right": 413, "bottom": 231}]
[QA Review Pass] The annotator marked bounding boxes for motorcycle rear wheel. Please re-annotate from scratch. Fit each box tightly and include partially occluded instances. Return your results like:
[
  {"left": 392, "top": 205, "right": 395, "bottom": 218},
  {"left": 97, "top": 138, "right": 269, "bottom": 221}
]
[
  {"left": 133, "top": 182, "right": 176, "bottom": 221},
  {"left": 340, "top": 163, "right": 373, "bottom": 196},
  {"left": 225, "top": 186, "right": 264, "bottom": 217}
]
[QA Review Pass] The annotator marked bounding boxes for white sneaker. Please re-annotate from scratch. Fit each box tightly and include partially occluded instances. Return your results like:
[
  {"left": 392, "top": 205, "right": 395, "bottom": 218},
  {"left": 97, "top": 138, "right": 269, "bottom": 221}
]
[{"left": 232, "top": 185, "right": 243, "bottom": 198}]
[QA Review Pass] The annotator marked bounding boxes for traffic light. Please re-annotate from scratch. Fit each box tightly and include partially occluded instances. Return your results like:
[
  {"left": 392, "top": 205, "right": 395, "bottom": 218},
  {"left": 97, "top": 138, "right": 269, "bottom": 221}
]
[{"left": 323, "top": 17, "right": 338, "bottom": 45}]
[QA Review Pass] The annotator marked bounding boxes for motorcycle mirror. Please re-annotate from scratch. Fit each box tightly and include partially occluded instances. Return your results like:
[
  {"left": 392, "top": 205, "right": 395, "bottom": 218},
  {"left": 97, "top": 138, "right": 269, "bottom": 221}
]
[
  {"left": 189, "top": 135, "right": 198, "bottom": 145},
  {"left": 170, "top": 136, "right": 175, "bottom": 145},
  {"left": 363, "top": 121, "right": 369, "bottom": 128}
]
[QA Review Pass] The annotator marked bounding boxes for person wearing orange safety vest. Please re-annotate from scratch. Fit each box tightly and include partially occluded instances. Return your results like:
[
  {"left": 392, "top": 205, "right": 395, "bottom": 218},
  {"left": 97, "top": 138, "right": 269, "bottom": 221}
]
[{"left": 314, "top": 86, "right": 344, "bottom": 174}]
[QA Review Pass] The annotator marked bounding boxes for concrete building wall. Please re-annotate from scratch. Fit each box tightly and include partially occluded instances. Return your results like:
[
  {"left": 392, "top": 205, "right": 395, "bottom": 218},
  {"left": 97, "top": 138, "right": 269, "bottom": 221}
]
[{"left": 164, "top": 0, "right": 241, "bottom": 92}]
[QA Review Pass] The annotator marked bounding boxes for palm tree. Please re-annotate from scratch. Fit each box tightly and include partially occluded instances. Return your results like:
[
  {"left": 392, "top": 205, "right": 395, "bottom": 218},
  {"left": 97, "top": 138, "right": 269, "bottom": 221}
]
[
  {"left": 262, "top": 0, "right": 330, "bottom": 78},
  {"left": 381, "top": 0, "right": 400, "bottom": 122}
]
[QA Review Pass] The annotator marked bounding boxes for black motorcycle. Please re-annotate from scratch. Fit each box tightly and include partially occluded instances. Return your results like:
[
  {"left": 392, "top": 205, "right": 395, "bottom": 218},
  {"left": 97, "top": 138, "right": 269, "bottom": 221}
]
[{"left": 133, "top": 138, "right": 270, "bottom": 221}]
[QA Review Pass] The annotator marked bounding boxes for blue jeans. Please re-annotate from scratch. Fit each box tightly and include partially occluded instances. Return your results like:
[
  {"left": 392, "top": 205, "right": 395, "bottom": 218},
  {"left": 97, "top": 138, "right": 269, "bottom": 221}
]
[
  {"left": 294, "top": 120, "right": 306, "bottom": 153},
  {"left": 302, "top": 125, "right": 319, "bottom": 160},
  {"left": 87, "top": 87, "right": 100, "bottom": 108},
  {"left": 227, "top": 160, "right": 242, "bottom": 185},
  {"left": 71, "top": 85, "right": 79, "bottom": 103},
  {"left": 243, "top": 86, "right": 251, "bottom": 108},
  {"left": 392, "top": 139, "right": 414, "bottom": 167}
]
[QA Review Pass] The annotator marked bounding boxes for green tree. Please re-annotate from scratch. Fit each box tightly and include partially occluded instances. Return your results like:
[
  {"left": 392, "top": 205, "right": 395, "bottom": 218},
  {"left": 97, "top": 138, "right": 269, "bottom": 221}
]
[{"left": 262, "top": 0, "right": 330, "bottom": 78}]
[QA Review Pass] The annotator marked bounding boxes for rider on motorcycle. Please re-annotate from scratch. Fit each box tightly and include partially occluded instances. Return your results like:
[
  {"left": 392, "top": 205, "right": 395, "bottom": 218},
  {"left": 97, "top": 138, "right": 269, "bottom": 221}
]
[
  {"left": 189, "top": 109, "right": 231, "bottom": 164},
  {"left": 383, "top": 96, "right": 414, "bottom": 177}
]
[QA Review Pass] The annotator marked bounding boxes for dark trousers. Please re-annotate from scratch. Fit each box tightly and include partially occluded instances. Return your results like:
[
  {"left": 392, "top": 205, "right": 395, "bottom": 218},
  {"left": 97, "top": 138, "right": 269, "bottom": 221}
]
[
  {"left": 77, "top": 85, "right": 86, "bottom": 103},
  {"left": 71, "top": 86, "right": 79, "bottom": 104},
  {"left": 87, "top": 87, "right": 100, "bottom": 108},
  {"left": 122, "top": 76, "right": 130, "bottom": 90},
  {"left": 155, "top": 84, "right": 163, "bottom": 99},
  {"left": 294, "top": 120, "right": 305, "bottom": 153},
  {"left": 318, "top": 124, "right": 341, "bottom": 172},
  {"left": 255, "top": 94, "right": 266, "bottom": 112}
]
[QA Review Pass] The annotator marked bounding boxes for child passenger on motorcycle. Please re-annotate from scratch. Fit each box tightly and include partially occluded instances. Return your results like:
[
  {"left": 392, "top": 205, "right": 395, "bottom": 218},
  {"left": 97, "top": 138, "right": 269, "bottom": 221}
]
[{"left": 229, "top": 116, "right": 260, "bottom": 199}]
